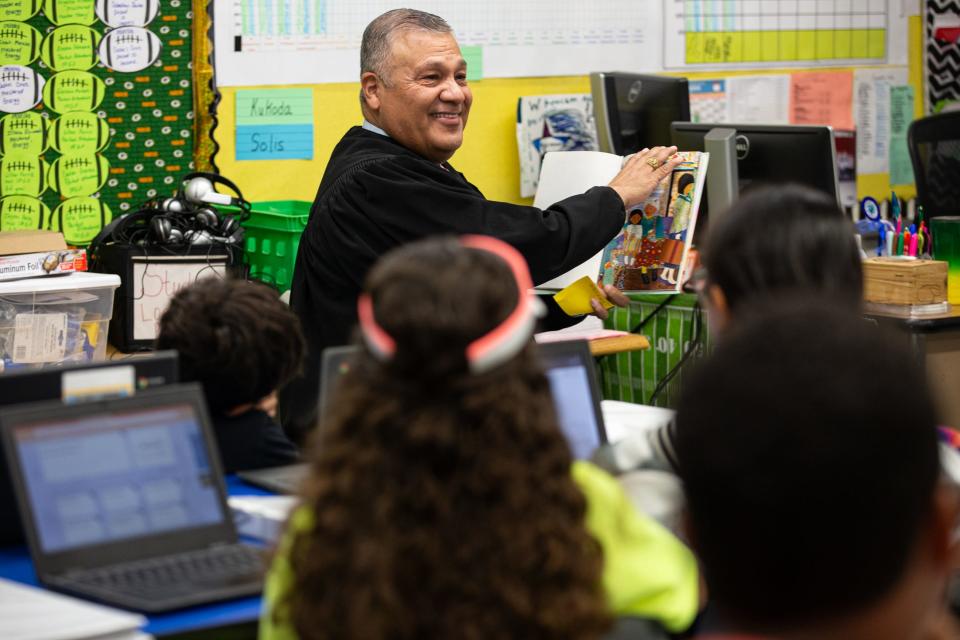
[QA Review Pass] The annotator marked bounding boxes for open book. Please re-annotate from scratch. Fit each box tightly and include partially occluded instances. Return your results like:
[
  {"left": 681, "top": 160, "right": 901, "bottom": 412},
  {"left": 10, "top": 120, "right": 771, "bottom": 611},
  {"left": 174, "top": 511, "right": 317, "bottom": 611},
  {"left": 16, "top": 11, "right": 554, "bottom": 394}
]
[{"left": 534, "top": 150, "right": 708, "bottom": 293}]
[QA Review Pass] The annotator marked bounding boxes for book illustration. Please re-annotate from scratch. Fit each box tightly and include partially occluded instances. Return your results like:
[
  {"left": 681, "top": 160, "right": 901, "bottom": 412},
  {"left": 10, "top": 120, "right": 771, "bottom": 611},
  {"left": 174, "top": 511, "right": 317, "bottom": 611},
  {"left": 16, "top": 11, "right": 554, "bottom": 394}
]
[
  {"left": 599, "top": 152, "right": 705, "bottom": 292},
  {"left": 516, "top": 94, "right": 597, "bottom": 198}
]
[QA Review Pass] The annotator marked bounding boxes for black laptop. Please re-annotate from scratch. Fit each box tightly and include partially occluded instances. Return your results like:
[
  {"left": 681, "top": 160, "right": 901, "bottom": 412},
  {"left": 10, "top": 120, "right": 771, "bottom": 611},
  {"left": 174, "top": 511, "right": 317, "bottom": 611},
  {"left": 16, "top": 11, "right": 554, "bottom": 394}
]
[
  {"left": 0, "top": 352, "right": 179, "bottom": 547},
  {"left": 1, "top": 383, "right": 264, "bottom": 612},
  {"left": 239, "top": 340, "right": 608, "bottom": 494}
]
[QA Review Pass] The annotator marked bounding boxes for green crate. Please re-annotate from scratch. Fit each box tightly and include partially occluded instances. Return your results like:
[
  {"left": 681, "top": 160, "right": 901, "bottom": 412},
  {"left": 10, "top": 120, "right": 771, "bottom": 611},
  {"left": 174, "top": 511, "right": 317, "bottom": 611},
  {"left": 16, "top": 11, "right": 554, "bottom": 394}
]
[
  {"left": 240, "top": 200, "right": 311, "bottom": 293},
  {"left": 600, "top": 293, "right": 712, "bottom": 408}
]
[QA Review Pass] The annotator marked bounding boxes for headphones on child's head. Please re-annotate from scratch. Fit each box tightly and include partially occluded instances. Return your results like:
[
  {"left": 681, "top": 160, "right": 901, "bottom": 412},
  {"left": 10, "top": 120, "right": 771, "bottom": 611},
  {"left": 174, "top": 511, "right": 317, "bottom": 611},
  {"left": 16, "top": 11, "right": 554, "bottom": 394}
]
[{"left": 358, "top": 235, "right": 545, "bottom": 375}]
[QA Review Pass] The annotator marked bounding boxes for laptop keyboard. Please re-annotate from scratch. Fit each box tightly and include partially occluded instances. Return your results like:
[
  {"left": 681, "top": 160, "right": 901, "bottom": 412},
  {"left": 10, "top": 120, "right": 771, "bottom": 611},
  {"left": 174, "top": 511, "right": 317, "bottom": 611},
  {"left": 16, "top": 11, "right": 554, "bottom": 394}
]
[{"left": 59, "top": 544, "right": 264, "bottom": 600}]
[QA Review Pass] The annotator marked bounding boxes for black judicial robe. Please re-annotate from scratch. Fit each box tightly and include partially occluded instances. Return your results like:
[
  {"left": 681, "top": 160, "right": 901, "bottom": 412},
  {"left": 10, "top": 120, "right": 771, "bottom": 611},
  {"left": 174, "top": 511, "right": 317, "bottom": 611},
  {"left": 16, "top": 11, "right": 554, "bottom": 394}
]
[{"left": 279, "top": 126, "right": 625, "bottom": 442}]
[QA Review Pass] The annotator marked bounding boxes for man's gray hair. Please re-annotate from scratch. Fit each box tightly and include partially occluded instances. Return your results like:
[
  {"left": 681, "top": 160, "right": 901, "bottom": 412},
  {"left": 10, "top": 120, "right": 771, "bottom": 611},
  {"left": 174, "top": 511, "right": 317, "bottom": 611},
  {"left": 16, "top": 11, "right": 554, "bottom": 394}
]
[{"left": 360, "top": 8, "right": 452, "bottom": 81}]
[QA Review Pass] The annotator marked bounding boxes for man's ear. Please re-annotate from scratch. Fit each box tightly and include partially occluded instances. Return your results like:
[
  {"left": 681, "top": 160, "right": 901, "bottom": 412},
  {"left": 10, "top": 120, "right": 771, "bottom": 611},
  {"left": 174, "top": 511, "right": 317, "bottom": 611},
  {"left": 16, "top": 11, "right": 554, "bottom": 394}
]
[
  {"left": 361, "top": 72, "right": 382, "bottom": 111},
  {"left": 705, "top": 284, "right": 731, "bottom": 333}
]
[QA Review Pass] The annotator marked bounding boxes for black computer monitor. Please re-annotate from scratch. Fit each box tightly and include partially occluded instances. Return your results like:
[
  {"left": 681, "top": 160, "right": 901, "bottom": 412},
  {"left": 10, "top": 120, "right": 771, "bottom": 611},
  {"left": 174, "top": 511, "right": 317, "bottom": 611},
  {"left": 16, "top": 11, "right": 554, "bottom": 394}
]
[
  {"left": 0, "top": 352, "right": 179, "bottom": 547},
  {"left": 591, "top": 72, "right": 691, "bottom": 156},
  {"left": 670, "top": 122, "right": 840, "bottom": 218}
]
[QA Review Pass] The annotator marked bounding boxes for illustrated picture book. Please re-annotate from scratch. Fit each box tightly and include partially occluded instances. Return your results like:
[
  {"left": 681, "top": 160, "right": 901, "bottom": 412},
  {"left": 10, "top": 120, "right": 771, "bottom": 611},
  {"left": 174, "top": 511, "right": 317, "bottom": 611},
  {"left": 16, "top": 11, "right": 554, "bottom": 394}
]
[{"left": 534, "top": 150, "right": 708, "bottom": 293}]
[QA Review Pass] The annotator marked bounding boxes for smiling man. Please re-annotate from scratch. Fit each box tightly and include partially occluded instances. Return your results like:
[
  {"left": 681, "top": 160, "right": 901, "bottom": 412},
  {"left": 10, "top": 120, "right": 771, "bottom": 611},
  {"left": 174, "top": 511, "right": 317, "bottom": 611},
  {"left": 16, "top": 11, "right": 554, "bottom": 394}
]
[{"left": 281, "top": 9, "right": 681, "bottom": 441}]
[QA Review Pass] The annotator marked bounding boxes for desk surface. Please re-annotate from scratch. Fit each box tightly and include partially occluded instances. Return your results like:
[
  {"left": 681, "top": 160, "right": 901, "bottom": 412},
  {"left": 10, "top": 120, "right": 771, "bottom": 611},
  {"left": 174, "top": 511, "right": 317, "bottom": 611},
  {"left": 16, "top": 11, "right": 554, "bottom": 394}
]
[
  {"left": 588, "top": 334, "right": 650, "bottom": 356},
  {"left": 866, "top": 305, "right": 960, "bottom": 333},
  {"left": 0, "top": 477, "right": 270, "bottom": 638}
]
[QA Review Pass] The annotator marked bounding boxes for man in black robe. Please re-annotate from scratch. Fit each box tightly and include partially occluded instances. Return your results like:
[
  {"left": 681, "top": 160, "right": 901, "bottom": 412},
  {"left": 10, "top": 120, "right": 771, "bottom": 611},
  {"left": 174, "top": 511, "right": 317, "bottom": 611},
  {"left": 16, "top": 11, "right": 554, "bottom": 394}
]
[{"left": 279, "top": 8, "right": 682, "bottom": 442}]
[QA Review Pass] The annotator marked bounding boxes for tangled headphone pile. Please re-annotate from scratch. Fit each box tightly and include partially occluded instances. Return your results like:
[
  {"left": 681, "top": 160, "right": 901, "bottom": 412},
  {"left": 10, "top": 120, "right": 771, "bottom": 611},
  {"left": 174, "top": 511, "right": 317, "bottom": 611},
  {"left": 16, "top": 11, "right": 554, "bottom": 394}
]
[{"left": 88, "top": 172, "right": 251, "bottom": 262}]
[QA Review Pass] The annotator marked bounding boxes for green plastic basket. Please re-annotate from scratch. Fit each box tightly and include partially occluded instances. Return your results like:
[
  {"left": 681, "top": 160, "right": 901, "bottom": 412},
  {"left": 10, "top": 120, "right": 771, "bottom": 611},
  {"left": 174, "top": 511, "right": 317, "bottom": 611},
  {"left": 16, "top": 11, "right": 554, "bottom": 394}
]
[
  {"left": 240, "top": 200, "right": 311, "bottom": 293},
  {"left": 600, "top": 293, "right": 712, "bottom": 408}
]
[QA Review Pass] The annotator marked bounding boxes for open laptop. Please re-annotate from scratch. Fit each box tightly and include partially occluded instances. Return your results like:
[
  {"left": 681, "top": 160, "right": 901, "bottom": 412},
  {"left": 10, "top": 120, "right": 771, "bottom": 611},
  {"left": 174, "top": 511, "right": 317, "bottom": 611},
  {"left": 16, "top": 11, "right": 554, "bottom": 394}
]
[
  {"left": 0, "top": 352, "right": 179, "bottom": 548},
  {"left": 239, "top": 340, "right": 608, "bottom": 494},
  {"left": 0, "top": 383, "right": 264, "bottom": 612}
]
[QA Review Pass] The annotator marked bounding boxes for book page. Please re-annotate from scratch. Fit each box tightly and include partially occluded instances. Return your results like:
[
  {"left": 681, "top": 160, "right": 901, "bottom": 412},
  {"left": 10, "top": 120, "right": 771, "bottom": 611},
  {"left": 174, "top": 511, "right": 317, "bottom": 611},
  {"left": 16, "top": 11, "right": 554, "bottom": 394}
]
[
  {"left": 598, "top": 152, "right": 709, "bottom": 293},
  {"left": 534, "top": 151, "right": 624, "bottom": 291}
]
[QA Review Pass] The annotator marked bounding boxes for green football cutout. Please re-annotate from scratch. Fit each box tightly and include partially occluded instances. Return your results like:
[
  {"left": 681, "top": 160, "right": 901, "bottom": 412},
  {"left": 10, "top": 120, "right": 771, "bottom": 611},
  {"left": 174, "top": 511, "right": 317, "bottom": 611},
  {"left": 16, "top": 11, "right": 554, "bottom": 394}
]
[
  {"left": 49, "top": 153, "right": 109, "bottom": 197},
  {"left": 0, "top": 194, "right": 48, "bottom": 230},
  {"left": 51, "top": 111, "right": 109, "bottom": 153},
  {"left": 0, "top": 111, "right": 47, "bottom": 156},
  {"left": 51, "top": 195, "right": 111, "bottom": 245},
  {"left": 41, "top": 24, "right": 100, "bottom": 71},
  {"left": 42, "top": 0, "right": 96, "bottom": 26},
  {"left": 42, "top": 70, "right": 104, "bottom": 114},
  {"left": 0, "top": 156, "right": 46, "bottom": 196},
  {"left": 0, "top": 21, "right": 40, "bottom": 65}
]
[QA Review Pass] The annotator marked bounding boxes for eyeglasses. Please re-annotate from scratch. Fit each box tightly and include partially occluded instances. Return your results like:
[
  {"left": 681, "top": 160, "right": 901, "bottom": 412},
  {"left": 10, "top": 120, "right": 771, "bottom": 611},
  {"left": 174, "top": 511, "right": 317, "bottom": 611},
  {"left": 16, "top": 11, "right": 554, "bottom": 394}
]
[{"left": 682, "top": 267, "right": 708, "bottom": 295}]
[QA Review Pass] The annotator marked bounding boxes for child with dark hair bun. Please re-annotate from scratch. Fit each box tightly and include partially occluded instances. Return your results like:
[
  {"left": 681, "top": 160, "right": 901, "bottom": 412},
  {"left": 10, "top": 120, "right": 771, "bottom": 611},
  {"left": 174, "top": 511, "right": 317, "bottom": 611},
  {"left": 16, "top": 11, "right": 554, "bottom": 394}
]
[{"left": 156, "top": 277, "right": 302, "bottom": 473}]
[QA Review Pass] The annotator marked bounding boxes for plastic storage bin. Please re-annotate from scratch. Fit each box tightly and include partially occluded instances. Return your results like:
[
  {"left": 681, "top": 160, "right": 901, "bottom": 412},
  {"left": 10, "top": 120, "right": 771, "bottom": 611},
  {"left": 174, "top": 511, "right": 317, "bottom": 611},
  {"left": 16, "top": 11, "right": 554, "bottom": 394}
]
[
  {"left": 0, "top": 272, "right": 121, "bottom": 373},
  {"left": 240, "top": 200, "right": 311, "bottom": 293}
]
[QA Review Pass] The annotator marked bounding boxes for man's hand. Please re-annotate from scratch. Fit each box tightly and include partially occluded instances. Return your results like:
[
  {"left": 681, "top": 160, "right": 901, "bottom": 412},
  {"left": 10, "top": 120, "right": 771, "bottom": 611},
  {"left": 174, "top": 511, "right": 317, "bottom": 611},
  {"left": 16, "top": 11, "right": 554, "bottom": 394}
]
[
  {"left": 607, "top": 146, "right": 684, "bottom": 210},
  {"left": 590, "top": 284, "right": 631, "bottom": 320}
]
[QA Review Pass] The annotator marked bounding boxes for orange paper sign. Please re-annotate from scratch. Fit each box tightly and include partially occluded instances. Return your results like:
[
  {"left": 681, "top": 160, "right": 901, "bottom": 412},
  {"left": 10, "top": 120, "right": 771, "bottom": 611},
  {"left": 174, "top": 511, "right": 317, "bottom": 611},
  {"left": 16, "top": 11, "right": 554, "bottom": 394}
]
[{"left": 789, "top": 71, "right": 854, "bottom": 130}]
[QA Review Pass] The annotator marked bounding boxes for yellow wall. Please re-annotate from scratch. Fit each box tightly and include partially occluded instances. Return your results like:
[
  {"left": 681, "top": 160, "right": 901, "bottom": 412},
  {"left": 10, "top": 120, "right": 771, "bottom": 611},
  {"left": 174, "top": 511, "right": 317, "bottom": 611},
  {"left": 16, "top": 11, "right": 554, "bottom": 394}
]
[{"left": 215, "top": 16, "right": 924, "bottom": 206}]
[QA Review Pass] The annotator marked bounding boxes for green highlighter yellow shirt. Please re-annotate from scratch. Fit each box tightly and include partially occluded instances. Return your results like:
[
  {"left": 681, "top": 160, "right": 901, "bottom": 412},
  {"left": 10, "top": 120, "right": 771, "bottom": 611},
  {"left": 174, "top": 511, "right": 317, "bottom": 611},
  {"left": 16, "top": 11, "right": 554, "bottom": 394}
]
[{"left": 259, "top": 461, "right": 699, "bottom": 639}]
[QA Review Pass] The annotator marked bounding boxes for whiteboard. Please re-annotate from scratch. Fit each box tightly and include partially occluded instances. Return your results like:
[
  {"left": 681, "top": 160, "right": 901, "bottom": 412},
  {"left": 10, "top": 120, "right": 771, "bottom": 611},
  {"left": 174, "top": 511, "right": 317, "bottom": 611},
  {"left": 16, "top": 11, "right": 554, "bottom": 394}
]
[
  {"left": 213, "top": 0, "right": 664, "bottom": 86},
  {"left": 212, "top": 0, "right": 912, "bottom": 86},
  {"left": 662, "top": 0, "right": 909, "bottom": 69},
  {"left": 130, "top": 257, "right": 229, "bottom": 341}
]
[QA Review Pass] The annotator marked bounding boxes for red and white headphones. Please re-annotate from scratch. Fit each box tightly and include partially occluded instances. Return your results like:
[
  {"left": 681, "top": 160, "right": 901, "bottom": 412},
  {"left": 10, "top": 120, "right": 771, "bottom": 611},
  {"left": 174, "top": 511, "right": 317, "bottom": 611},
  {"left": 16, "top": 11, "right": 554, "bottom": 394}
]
[{"left": 357, "top": 235, "right": 544, "bottom": 375}]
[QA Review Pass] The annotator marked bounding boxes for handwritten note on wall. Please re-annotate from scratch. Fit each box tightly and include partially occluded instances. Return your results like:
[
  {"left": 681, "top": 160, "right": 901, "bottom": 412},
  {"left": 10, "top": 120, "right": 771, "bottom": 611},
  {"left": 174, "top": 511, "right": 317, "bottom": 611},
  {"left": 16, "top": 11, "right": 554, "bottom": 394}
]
[
  {"left": 236, "top": 89, "right": 313, "bottom": 160},
  {"left": 889, "top": 85, "right": 915, "bottom": 187}
]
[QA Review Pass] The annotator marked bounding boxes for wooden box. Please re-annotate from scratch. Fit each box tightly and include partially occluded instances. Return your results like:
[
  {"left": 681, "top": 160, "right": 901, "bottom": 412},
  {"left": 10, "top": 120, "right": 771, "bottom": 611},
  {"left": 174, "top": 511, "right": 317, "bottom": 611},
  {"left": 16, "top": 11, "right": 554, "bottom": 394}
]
[{"left": 862, "top": 257, "right": 948, "bottom": 305}]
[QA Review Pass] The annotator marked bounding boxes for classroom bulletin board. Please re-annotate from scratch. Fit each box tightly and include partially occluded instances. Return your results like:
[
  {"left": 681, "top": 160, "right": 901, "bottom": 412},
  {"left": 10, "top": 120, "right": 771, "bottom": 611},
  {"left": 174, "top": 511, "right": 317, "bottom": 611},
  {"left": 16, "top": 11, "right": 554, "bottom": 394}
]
[
  {"left": 203, "top": 4, "right": 926, "bottom": 207},
  {"left": 0, "top": 0, "right": 196, "bottom": 243}
]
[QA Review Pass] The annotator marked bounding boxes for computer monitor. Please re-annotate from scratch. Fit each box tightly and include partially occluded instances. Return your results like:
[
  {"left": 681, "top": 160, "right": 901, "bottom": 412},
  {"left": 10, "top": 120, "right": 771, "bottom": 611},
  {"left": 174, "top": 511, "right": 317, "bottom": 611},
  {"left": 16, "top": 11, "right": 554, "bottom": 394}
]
[
  {"left": 591, "top": 72, "right": 691, "bottom": 156},
  {"left": 670, "top": 122, "right": 840, "bottom": 223}
]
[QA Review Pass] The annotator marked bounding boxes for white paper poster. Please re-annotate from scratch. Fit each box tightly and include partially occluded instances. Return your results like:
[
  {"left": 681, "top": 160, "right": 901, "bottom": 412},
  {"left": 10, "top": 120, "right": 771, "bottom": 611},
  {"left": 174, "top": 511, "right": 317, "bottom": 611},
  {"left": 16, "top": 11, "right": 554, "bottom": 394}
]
[
  {"left": 727, "top": 75, "right": 790, "bottom": 123},
  {"left": 854, "top": 67, "right": 908, "bottom": 174}
]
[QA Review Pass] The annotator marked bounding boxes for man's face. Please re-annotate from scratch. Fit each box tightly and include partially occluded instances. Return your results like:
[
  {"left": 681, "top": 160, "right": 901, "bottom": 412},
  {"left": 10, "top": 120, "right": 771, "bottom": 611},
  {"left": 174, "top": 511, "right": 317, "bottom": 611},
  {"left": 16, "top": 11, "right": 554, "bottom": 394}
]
[{"left": 362, "top": 30, "right": 472, "bottom": 163}]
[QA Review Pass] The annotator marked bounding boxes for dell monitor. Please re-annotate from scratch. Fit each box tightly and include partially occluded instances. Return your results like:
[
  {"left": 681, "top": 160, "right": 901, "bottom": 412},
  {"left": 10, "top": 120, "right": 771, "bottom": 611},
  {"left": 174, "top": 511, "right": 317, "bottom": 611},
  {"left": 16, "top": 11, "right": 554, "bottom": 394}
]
[
  {"left": 670, "top": 122, "right": 840, "bottom": 225},
  {"left": 592, "top": 72, "right": 691, "bottom": 155}
]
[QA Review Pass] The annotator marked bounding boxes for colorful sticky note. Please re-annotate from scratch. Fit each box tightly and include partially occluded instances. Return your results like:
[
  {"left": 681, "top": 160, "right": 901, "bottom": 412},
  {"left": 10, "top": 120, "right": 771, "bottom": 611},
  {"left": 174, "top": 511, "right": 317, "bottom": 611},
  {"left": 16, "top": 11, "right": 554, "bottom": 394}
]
[
  {"left": 889, "top": 85, "right": 915, "bottom": 187},
  {"left": 236, "top": 88, "right": 313, "bottom": 160},
  {"left": 461, "top": 45, "right": 483, "bottom": 81},
  {"left": 553, "top": 276, "right": 614, "bottom": 316}
]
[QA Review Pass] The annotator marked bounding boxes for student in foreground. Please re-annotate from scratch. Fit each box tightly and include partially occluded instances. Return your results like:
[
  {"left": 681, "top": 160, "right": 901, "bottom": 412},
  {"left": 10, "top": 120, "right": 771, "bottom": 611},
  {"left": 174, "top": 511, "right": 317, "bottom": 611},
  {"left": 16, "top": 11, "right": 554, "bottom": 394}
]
[
  {"left": 675, "top": 300, "right": 959, "bottom": 640},
  {"left": 156, "top": 277, "right": 302, "bottom": 473},
  {"left": 261, "top": 236, "right": 699, "bottom": 640}
]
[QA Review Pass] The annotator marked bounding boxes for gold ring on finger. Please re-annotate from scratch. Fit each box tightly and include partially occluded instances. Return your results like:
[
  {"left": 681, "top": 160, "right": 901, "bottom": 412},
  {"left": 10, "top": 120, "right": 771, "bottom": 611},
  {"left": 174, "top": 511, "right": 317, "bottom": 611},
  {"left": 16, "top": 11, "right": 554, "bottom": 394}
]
[{"left": 645, "top": 157, "right": 661, "bottom": 169}]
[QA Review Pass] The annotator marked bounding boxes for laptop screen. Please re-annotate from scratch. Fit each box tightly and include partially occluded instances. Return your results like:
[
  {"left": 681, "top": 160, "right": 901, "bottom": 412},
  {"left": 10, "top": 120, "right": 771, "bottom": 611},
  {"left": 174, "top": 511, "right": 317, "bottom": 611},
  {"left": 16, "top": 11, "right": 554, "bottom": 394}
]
[
  {"left": 9, "top": 402, "right": 226, "bottom": 553},
  {"left": 319, "top": 341, "right": 606, "bottom": 460},
  {"left": 540, "top": 344, "right": 606, "bottom": 460}
]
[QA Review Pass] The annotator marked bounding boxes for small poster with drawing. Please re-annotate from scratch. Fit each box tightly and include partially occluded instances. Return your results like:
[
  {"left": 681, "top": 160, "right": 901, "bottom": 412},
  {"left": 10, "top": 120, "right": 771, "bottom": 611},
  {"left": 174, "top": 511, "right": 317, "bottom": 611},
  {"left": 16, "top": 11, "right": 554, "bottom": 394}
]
[{"left": 516, "top": 94, "right": 598, "bottom": 198}]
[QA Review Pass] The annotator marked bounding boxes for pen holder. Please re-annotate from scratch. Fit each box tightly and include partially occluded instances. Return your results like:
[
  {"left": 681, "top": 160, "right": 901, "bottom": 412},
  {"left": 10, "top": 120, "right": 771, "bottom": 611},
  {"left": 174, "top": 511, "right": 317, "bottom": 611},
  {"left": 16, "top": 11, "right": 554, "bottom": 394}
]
[{"left": 862, "top": 257, "right": 948, "bottom": 305}]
